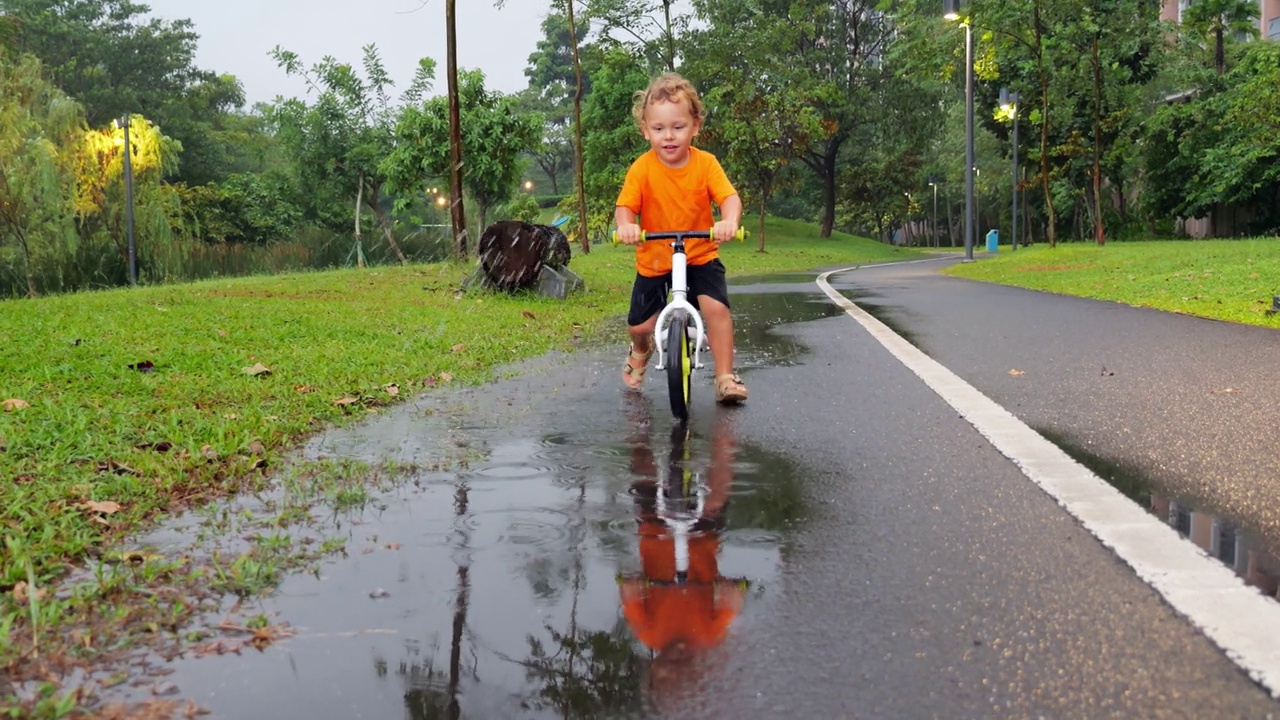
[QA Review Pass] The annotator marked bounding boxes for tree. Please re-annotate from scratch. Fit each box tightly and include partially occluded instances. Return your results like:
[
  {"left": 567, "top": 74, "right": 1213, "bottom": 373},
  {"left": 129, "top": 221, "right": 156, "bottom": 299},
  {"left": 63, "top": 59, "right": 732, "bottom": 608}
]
[
  {"left": 384, "top": 70, "right": 541, "bottom": 233},
  {"left": 3, "top": 0, "right": 255, "bottom": 186},
  {"left": 0, "top": 50, "right": 83, "bottom": 297},
  {"left": 1142, "top": 42, "right": 1280, "bottom": 234},
  {"left": 268, "top": 45, "right": 432, "bottom": 265},
  {"left": 701, "top": 81, "right": 821, "bottom": 252},
  {"left": 1181, "top": 0, "right": 1259, "bottom": 76},
  {"left": 445, "top": 0, "right": 468, "bottom": 259},
  {"left": 584, "top": 0, "right": 689, "bottom": 72},
  {"left": 694, "top": 0, "right": 897, "bottom": 238},
  {"left": 576, "top": 45, "right": 649, "bottom": 245},
  {"left": 71, "top": 114, "right": 182, "bottom": 277},
  {"left": 520, "top": 12, "right": 581, "bottom": 195}
]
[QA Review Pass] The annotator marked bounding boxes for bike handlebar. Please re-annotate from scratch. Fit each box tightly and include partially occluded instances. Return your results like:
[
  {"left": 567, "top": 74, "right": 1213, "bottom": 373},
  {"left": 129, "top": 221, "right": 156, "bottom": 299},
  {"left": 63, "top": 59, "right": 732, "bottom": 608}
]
[{"left": 612, "top": 227, "right": 748, "bottom": 245}]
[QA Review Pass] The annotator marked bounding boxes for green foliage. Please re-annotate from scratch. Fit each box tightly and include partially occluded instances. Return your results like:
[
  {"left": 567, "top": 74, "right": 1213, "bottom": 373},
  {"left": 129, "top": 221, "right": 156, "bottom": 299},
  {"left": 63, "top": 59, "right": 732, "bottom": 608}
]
[
  {"left": 3, "top": 0, "right": 262, "bottom": 186},
  {"left": 571, "top": 46, "right": 648, "bottom": 242},
  {"left": 268, "top": 45, "right": 435, "bottom": 263},
  {"left": 1141, "top": 42, "right": 1280, "bottom": 234},
  {"left": 0, "top": 49, "right": 84, "bottom": 297},
  {"left": 175, "top": 172, "right": 303, "bottom": 244},
  {"left": 383, "top": 69, "right": 541, "bottom": 231}
]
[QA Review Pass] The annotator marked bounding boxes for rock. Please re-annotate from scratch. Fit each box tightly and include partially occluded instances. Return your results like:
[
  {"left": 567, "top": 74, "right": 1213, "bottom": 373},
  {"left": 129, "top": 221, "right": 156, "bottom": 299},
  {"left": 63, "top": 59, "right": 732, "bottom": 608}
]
[{"left": 476, "top": 220, "right": 575, "bottom": 292}]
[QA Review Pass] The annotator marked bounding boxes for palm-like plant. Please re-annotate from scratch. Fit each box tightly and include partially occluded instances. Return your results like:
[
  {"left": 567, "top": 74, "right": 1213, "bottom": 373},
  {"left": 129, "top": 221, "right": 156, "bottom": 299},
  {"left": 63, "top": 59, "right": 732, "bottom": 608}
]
[{"left": 1182, "top": 0, "right": 1260, "bottom": 74}]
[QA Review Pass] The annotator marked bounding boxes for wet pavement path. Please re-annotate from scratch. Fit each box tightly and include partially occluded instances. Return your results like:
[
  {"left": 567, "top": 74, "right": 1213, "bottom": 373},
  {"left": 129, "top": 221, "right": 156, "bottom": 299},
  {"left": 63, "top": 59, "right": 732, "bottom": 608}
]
[{"left": 130, "top": 262, "right": 1280, "bottom": 718}]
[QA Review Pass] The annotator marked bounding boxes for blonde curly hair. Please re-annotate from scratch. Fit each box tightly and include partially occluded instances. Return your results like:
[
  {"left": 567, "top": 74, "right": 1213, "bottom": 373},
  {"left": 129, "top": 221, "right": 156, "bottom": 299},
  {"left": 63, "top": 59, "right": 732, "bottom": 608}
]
[{"left": 631, "top": 73, "right": 706, "bottom": 131}]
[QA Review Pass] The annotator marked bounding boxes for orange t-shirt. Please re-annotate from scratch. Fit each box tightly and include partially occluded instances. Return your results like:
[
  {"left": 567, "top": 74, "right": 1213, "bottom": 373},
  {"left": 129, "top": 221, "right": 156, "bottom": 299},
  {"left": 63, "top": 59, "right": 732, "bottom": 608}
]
[
  {"left": 616, "top": 147, "right": 738, "bottom": 278},
  {"left": 619, "top": 524, "right": 743, "bottom": 652}
]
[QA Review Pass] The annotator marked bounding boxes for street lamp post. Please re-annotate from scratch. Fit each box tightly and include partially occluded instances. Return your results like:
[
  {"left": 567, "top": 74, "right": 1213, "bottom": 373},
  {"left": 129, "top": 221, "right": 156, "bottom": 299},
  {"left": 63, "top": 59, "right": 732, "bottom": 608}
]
[
  {"left": 118, "top": 113, "right": 137, "bottom": 286},
  {"left": 945, "top": 0, "right": 975, "bottom": 262},
  {"left": 1001, "top": 87, "right": 1020, "bottom": 252}
]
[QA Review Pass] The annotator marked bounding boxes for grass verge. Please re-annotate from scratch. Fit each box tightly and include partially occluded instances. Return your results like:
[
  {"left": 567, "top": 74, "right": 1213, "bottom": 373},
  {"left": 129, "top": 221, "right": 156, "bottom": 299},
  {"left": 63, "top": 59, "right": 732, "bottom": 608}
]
[
  {"left": 0, "top": 218, "right": 916, "bottom": 715},
  {"left": 943, "top": 239, "right": 1280, "bottom": 326}
]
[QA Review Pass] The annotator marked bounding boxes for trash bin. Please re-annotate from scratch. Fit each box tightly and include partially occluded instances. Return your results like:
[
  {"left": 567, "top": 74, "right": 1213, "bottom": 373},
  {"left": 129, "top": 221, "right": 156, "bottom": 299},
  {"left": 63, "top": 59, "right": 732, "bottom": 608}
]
[{"left": 985, "top": 229, "right": 999, "bottom": 253}]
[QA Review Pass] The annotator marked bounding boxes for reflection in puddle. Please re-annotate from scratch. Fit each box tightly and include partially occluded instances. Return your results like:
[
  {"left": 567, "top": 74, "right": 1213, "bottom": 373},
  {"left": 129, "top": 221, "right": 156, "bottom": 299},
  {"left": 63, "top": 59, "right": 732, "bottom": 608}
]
[
  {"left": 1149, "top": 496, "right": 1280, "bottom": 599},
  {"left": 620, "top": 405, "right": 746, "bottom": 657},
  {"left": 132, "top": 377, "right": 806, "bottom": 719},
  {"left": 1037, "top": 426, "right": 1280, "bottom": 602},
  {"left": 731, "top": 292, "right": 845, "bottom": 368}
]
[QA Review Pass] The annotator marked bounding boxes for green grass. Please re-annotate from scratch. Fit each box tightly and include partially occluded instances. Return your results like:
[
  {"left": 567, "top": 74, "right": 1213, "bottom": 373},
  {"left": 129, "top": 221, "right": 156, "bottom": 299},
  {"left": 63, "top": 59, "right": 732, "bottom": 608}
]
[
  {"left": 944, "top": 238, "right": 1280, "bottom": 326},
  {"left": 0, "top": 217, "right": 915, "bottom": 708}
]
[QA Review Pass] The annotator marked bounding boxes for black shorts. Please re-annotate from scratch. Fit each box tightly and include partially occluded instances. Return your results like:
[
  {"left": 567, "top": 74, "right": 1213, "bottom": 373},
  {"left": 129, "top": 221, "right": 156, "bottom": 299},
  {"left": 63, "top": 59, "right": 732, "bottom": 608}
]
[{"left": 627, "top": 259, "right": 730, "bottom": 327}]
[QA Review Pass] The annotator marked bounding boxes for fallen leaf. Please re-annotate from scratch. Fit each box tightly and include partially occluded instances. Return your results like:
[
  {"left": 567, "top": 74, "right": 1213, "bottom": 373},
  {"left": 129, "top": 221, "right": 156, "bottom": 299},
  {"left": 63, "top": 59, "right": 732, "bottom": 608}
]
[
  {"left": 1008, "top": 369, "right": 1025, "bottom": 376},
  {"left": 200, "top": 444, "right": 219, "bottom": 461},
  {"left": 334, "top": 396, "right": 359, "bottom": 407},
  {"left": 451, "top": 344, "right": 466, "bottom": 353},
  {"left": 136, "top": 441, "right": 173, "bottom": 453},
  {"left": 80, "top": 500, "right": 122, "bottom": 514},
  {"left": 96, "top": 460, "right": 141, "bottom": 476},
  {"left": 439, "top": 372, "right": 454, "bottom": 383},
  {"left": 1101, "top": 366, "right": 1115, "bottom": 377},
  {"left": 385, "top": 383, "right": 400, "bottom": 397},
  {"left": 522, "top": 310, "right": 537, "bottom": 320},
  {"left": 14, "top": 473, "right": 35, "bottom": 484},
  {"left": 223, "top": 413, "right": 239, "bottom": 420},
  {"left": 1212, "top": 387, "right": 1241, "bottom": 395},
  {"left": 384, "top": 542, "right": 402, "bottom": 550},
  {"left": 217, "top": 329, "right": 229, "bottom": 337},
  {"left": 12, "top": 581, "right": 47, "bottom": 605},
  {"left": 3, "top": 398, "right": 31, "bottom": 411},
  {"left": 422, "top": 376, "right": 438, "bottom": 387},
  {"left": 242, "top": 363, "right": 272, "bottom": 377},
  {"left": 293, "top": 385, "right": 315, "bottom": 394},
  {"left": 247, "top": 440, "right": 265, "bottom": 454},
  {"left": 128, "top": 360, "right": 156, "bottom": 373}
]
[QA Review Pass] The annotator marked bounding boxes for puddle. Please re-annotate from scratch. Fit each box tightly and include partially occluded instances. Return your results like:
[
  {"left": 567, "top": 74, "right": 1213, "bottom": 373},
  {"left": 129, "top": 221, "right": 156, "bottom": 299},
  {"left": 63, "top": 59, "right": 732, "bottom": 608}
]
[
  {"left": 1037, "top": 426, "right": 1280, "bottom": 601},
  {"left": 116, "top": 381, "right": 808, "bottom": 718},
  {"left": 730, "top": 292, "right": 845, "bottom": 368}
]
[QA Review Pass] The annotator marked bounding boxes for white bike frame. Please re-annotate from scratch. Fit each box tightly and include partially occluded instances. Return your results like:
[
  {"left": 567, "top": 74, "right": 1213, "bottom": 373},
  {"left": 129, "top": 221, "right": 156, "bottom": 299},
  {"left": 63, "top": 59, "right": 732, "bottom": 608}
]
[
  {"left": 652, "top": 242, "right": 707, "bottom": 374},
  {"left": 654, "top": 463, "right": 707, "bottom": 582}
]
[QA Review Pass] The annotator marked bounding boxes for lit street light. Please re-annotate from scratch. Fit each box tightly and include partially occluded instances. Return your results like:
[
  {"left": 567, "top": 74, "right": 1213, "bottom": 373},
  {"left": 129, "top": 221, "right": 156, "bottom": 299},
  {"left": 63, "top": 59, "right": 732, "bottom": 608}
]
[
  {"left": 1000, "top": 87, "right": 1021, "bottom": 252},
  {"left": 945, "top": 0, "right": 975, "bottom": 262},
  {"left": 115, "top": 114, "right": 137, "bottom": 286}
]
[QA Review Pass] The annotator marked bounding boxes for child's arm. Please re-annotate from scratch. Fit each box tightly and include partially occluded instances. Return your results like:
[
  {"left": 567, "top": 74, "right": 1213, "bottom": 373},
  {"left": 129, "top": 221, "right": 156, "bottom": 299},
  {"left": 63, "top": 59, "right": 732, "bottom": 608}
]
[
  {"left": 712, "top": 194, "right": 743, "bottom": 243},
  {"left": 616, "top": 205, "right": 642, "bottom": 245}
]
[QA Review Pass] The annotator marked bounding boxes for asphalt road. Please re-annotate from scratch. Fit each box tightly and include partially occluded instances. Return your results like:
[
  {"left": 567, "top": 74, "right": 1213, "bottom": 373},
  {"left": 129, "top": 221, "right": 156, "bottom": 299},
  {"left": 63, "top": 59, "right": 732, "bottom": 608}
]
[{"left": 139, "top": 257, "right": 1280, "bottom": 719}]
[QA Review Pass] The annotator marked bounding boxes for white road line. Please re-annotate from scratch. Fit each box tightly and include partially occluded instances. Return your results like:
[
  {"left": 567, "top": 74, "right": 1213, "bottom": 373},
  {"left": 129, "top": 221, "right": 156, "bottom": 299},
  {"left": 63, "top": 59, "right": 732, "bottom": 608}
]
[{"left": 817, "top": 266, "right": 1280, "bottom": 698}]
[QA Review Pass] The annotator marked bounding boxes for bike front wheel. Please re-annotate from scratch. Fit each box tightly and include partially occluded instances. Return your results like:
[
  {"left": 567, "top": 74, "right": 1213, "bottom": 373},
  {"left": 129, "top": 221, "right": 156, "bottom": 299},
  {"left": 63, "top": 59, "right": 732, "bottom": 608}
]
[{"left": 665, "top": 312, "right": 693, "bottom": 421}]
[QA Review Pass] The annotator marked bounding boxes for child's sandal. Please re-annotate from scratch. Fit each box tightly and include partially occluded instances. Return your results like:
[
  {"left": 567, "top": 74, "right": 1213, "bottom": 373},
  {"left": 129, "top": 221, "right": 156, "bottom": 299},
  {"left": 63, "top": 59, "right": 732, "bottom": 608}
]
[
  {"left": 622, "top": 342, "right": 654, "bottom": 390},
  {"left": 715, "top": 373, "right": 748, "bottom": 405}
]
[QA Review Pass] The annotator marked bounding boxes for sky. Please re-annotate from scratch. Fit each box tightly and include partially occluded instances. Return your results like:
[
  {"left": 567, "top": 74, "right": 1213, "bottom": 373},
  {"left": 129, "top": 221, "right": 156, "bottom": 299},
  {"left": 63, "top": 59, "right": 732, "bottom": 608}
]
[{"left": 143, "top": 0, "right": 553, "bottom": 107}]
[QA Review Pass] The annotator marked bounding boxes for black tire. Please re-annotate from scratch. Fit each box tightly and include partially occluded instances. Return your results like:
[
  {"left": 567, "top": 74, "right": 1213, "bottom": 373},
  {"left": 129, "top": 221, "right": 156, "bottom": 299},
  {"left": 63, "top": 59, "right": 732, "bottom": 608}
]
[{"left": 666, "top": 312, "right": 693, "bottom": 421}]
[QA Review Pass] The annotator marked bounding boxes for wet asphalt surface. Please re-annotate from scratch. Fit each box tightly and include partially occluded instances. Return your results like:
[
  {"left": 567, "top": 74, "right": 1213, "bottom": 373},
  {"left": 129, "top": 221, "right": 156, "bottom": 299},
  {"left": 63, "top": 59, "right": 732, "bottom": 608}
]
[{"left": 126, "top": 258, "right": 1280, "bottom": 718}]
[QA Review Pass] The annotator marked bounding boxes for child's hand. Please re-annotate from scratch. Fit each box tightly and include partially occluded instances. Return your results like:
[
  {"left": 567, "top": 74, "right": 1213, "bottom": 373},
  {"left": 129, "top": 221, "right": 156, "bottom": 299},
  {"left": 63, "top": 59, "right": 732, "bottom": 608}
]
[
  {"left": 616, "top": 223, "right": 643, "bottom": 246},
  {"left": 712, "top": 219, "right": 739, "bottom": 244}
]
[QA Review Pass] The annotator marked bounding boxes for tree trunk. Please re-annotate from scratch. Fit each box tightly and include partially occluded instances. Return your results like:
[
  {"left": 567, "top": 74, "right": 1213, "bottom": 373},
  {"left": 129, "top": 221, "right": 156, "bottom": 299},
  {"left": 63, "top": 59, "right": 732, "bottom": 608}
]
[
  {"left": 353, "top": 180, "right": 365, "bottom": 268},
  {"left": 16, "top": 230, "right": 37, "bottom": 298},
  {"left": 946, "top": 192, "right": 955, "bottom": 246},
  {"left": 1215, "top": 26, "right": 1225, "bottom": 75},
  {"left": 820, "top": 142, "right": 839, "bottom": 238},
  {"left": 446, "top": 0, "right": 469, "bottom": 259},
  {"left": 367, "top": 183, "right": 408, "bottom": 264},
  {"left": 566, "top": 0, "right": 590, "bottom": 255},
  {"left": 1034, "top": 0, "right": 1058, "bottom": 248},
  {"left": 757, "top": 176, "right": 772, "bottom": 253},
  {"left": 663, "top": 0, "right": 676, "bottom": 71},
  {"left": 1091, "top": 34, "right": 1106, "bottom": 246}
]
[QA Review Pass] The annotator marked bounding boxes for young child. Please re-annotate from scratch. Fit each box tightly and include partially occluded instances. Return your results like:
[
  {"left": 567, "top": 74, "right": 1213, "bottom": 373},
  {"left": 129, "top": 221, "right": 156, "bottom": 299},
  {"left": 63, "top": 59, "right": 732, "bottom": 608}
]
[{"left": 615, "top": 72, "right": 748, "bottom": 405}]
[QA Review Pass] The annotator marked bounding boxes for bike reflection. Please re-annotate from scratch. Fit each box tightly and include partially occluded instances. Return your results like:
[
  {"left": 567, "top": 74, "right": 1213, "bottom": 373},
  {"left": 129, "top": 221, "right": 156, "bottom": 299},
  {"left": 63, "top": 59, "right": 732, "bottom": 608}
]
[{"left": 618, "top": 397, "right": 748, "bottom": 660}]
